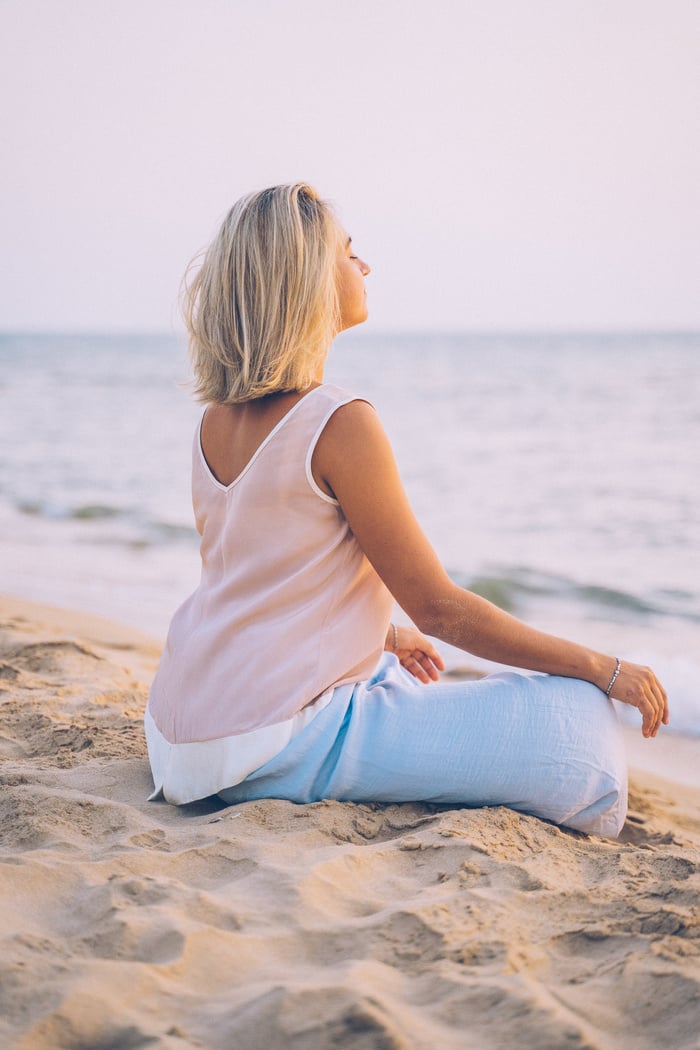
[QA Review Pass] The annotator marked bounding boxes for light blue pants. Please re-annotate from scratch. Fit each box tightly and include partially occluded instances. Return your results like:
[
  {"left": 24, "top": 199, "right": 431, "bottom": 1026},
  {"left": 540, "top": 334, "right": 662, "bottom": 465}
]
[{"left": 219, "top": 654, "right": 628, "bottom": 837}]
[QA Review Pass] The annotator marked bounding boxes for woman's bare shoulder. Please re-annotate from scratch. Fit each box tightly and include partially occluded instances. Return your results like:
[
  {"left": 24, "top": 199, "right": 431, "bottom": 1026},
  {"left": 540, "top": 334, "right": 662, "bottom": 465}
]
[
  {"left": 311, "top": 397, "right": 396, "bottom": 499},
  {"left": 322, "top": 396, "right": 383, "bottom": 442},
  {"left": 314, "top": 398, "right": 386, "bottom": 465}
]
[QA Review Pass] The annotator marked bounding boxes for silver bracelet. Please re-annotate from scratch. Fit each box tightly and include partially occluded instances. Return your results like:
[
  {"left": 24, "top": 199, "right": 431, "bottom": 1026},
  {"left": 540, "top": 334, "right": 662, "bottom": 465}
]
[
  {"left": 391, "top": 623, "right": 398, "bottom": 652},
  {"left": 605, "top": 658, "right": 621, "bottom": 696}
]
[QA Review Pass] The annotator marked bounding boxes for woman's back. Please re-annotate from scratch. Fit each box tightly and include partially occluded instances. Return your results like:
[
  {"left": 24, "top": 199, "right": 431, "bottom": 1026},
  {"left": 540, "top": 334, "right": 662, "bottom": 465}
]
[{"left": 147, "top": 384, "right": 393, "bottom": 745}]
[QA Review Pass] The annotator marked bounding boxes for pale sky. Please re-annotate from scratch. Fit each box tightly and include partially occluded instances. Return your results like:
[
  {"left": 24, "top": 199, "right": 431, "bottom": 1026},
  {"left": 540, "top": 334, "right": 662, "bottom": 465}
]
[{"left": 1, "top": 0, "right": 698, "bottom": 332}]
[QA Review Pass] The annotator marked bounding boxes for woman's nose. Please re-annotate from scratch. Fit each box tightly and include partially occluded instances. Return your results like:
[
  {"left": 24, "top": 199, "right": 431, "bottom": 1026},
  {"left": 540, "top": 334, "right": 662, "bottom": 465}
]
[{"left": 359, "top": 257, "right": 371, "bottom": 276}]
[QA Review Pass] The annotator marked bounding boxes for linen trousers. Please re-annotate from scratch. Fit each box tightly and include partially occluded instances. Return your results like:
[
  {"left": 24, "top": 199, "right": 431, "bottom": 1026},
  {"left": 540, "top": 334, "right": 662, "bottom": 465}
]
[{"left": 219, "top": 654, "right": 628, "bottom": 837}]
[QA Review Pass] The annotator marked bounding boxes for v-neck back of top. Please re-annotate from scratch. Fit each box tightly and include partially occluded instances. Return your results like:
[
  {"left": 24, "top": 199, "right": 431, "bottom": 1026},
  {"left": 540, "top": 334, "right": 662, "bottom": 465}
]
[
  {"left": 147, "top": 383, "right": 394, "bottom": 753},
  {"left": 197, "top": 386, "right": 324, "bottom": 493}
]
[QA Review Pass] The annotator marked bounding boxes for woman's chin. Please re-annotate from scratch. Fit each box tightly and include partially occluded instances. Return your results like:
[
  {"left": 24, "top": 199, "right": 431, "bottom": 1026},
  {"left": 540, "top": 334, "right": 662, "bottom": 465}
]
[{"left": 338, "top": 311, "right": 369, "bottom": 334}]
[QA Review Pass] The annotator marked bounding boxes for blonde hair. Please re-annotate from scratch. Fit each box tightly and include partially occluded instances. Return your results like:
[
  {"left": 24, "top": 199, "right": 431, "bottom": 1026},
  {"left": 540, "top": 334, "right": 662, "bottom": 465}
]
[{"left": 183, "top": 183, "right": 341, "bottom": 403}]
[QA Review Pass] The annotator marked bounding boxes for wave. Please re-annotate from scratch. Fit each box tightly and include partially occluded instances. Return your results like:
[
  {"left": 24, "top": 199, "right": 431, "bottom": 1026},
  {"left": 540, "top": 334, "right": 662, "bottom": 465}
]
[
  {"left": 14, "top": 499, "right": 197, "bottom": 544},
  {"left": 18, "top": 500, "right": 125, "bottom": 521},
  {"left": 450, "top": 566, "right": 700, "bottom": 625},
  {"left": 72, "top": 504, "right": 124, "bottom": 521}
]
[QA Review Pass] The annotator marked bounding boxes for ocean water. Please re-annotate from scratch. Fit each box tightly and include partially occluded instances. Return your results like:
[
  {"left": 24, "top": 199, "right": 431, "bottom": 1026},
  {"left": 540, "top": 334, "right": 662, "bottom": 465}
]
[{"left": 1, "top": 330, "right": 698, "bottom": 742}]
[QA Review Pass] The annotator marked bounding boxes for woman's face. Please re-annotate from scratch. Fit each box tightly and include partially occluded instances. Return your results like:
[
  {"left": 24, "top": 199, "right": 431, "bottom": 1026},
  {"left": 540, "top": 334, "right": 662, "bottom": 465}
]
[{"left": 335, "top": 230, "right": 371, "bottom": 331}]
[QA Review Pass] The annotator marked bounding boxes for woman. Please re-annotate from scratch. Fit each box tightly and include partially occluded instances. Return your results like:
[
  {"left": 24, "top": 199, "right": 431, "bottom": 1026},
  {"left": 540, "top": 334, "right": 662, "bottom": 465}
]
[{"left": 145, "top": 183, "right": 668, "bottom": 837}]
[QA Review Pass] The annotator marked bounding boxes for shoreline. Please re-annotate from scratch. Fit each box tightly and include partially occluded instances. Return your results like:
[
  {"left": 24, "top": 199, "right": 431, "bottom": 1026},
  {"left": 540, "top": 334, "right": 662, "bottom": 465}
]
[{"left": 1, "top": 591, "right": 699, "bottom": 1047}]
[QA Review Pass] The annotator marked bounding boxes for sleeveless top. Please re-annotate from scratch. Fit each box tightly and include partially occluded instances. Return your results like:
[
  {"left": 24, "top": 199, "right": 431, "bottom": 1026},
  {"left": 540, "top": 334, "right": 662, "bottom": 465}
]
[{"left": 145, "top": 384, "right": 394, "bottom": 803}]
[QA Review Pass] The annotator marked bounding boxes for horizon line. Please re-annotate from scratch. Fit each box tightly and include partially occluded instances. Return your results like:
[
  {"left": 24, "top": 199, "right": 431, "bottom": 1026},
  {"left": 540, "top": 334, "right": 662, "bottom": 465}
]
[{"left": 1, "top": 325, "right": 699, "bottom": 339}]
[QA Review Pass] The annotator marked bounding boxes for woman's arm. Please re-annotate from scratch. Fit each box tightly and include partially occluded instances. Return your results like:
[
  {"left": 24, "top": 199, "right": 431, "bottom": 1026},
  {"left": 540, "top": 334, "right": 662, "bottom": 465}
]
[{"left": 312, "top": 400, "right": 668, "bottom": 738}]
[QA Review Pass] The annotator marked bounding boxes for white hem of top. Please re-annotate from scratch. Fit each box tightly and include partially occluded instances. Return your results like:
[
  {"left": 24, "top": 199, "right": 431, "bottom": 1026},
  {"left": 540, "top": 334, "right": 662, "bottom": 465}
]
[{"left": 144, "top": 685, "right": 347, "bottom": 806}]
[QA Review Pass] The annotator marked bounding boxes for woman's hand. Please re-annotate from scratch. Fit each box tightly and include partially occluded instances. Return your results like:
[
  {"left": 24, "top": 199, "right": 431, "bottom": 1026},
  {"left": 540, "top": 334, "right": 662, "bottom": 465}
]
[
  {"left": 607, "top": 660, "right": 669, "bottom": 738},
  {"left": 385, "top": 624, "right": 445, "bottom": 684}
]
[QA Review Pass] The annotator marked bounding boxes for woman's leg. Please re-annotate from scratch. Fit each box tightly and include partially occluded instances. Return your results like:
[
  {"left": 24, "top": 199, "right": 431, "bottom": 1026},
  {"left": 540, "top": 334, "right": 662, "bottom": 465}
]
[{"left": 219, "top": 655, "right": 628, "bottom": 837}]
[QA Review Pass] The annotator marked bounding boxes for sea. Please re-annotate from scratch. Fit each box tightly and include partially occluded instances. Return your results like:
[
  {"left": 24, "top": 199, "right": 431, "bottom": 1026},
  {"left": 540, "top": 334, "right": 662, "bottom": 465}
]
[{"left": 1, "top": 330, "right": 698, "bottom": 763}]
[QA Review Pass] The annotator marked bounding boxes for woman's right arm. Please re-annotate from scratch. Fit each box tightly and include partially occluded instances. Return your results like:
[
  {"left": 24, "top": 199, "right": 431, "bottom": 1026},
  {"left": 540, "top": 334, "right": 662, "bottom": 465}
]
[{"left": 312, "top": 400, "right": 669, "bottom": 738}]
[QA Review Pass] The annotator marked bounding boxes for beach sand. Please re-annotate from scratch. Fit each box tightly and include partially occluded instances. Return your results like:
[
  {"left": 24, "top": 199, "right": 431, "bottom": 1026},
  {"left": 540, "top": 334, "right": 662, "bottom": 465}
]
[{"left": 1, "top": 594, "right": 698, "bottom": 1050}]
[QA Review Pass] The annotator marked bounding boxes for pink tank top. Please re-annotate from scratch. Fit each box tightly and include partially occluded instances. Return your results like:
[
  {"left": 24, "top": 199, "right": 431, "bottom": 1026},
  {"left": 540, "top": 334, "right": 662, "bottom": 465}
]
[{"left": 148, "top": 384, "right": 394, "bottom": 744}]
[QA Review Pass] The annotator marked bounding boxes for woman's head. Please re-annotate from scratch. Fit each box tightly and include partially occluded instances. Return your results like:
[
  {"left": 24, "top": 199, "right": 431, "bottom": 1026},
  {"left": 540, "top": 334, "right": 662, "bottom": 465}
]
[{"left": 184, "top": 183, "right": 346, "bottom": 403}]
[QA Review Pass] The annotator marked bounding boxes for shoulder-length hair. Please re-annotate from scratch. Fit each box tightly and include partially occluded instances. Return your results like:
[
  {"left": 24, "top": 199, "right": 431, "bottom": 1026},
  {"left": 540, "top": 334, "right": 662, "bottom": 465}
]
[{"left": 182, "top": 183, "right": 341, "bottom": 403}]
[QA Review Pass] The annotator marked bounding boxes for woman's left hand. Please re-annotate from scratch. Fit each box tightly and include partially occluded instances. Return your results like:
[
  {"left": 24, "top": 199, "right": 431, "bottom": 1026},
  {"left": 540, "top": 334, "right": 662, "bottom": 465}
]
[
  {"left": 385, "top": 624, "right": 445, "bottom": 683},
  {"left": 606, "top": 659, "right": 669, "bottom": 738}
]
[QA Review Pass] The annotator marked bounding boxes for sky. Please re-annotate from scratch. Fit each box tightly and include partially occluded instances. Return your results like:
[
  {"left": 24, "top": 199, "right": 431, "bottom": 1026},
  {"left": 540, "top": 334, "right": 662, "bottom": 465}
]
[{"left": 1, "top": 0, "right": 699, "bottom": 332}]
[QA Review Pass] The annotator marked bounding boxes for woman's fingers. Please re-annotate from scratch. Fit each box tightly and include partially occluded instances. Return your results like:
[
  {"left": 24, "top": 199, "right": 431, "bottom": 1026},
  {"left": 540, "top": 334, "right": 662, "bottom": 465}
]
[
  {"left": 412, "top": 650, "right": 439, "bottom": 682},
  {"left": 399, "top": 652, "right": 421, "bottom": 681},
  {"left": 392, "top": 627, "right": 444, "bottom": 684},
  {"left": 657, "top": 681, "right": 670, "bottom": 725},
  {"left": 646, "top": 674, "right": 668, "bottom": 737},
  {"left": 419, "top": 650, "right": 442, "bottom": 681},
  {"left": 399, "top": 647, "right": 442, "bottom": 683},
  {"left": 414, "top": 648, "right": 441, "bottom": 680},
  {"left": 612, "top": 662, "right": 669, "bottom": 737},
  {"left": 642, "top": 697, "right": 658, "bottom": 738}
]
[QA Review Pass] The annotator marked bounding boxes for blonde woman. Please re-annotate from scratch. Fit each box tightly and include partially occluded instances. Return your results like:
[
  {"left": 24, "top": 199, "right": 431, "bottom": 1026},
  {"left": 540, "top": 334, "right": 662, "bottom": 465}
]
[{"left": 145, "top": 183, "right": 668, "bottom": 836}]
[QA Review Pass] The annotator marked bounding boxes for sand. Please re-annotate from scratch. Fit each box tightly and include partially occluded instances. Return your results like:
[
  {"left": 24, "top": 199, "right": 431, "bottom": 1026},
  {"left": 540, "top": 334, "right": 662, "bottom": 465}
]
[{"left": 1, "top": 594, "right": 698, "bottom": 1050}]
